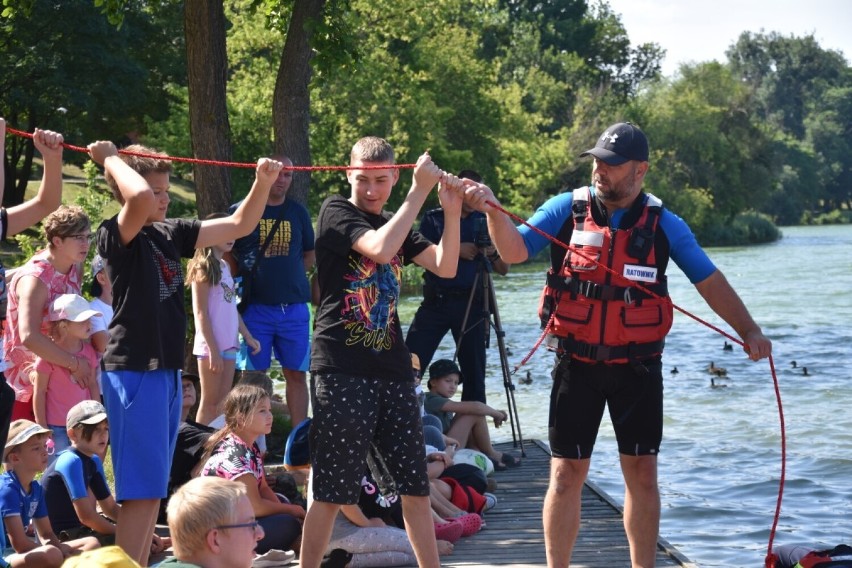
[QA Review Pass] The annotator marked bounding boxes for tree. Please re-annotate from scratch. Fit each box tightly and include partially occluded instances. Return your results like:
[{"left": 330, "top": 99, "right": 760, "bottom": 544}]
[
  {"left": 639, "top": 62, "right": 774, "bottom": 233},
  {"left": 185, "top": 0, "right": 233, "bottom": 216},
  {"left": 272, "top": 0, "right": 327, "bottom": 206},
  {"left": 0, "top": 0, "right": 184, "bottom": 205}
]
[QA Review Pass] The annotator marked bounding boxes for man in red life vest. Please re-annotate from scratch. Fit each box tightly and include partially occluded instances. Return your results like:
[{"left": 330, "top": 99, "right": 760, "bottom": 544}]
[{"left": 465, "top": 122, "right": 772, "bottom": 568}]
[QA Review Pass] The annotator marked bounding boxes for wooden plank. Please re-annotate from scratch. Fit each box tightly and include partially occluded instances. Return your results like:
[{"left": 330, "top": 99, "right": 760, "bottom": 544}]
[{"left": 441, "top": 440, "right": 697, "bottom": 567}]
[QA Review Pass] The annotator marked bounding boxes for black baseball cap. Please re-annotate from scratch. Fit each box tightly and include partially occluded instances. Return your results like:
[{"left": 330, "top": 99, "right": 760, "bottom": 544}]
[
  {"left": 580, "top": 122, "right": 649, "bottom": 165},
  {"left": 428, "top": 359, "right": 462, "bottom": 383}
]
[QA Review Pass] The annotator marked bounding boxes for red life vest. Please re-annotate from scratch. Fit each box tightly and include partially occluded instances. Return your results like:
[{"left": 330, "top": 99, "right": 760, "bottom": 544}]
[{"left": 538, "top": 187, "right": 673, "bottom": 364}]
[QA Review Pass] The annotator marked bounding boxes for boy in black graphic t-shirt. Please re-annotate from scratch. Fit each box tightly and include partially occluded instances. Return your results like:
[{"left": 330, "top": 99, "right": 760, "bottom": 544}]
[{"left": 301, "top": 137, "right": 467, "bottom": 568}]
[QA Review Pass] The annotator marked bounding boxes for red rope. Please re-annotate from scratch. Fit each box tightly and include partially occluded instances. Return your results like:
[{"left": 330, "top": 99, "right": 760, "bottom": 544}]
[
  {"left": 5, "top": 127, "right": 417, "bottom": 171},
  {"left": 485, "top": 199, "right": 786, "bottom": 564}
]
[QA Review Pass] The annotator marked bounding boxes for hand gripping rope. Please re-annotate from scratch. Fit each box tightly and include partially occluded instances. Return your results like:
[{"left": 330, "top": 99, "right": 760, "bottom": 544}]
[{"left": 6, "top": 126, "right": 786, "bottom": 565}]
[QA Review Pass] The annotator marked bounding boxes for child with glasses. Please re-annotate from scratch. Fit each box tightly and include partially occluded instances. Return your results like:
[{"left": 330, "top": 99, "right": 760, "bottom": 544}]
[{"left": 165, "top": 476, "right": 265, "bottom": 568}]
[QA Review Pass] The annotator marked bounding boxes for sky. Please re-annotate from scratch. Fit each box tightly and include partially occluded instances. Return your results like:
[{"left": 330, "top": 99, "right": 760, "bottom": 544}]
[{"left": 605, "top": 0, "right": 852, "bottom": 77}]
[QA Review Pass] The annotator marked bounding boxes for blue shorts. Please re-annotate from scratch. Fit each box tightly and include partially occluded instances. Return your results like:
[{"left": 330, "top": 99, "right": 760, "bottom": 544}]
[
  {"left": 102, "top": 369, "right": 181, "bottom": 501},
  {"left": 238, "top": 303, "right": 310, "bottom": 372},
  {"left": 197, "top": 348, "right": 238, "bottom": 361}
]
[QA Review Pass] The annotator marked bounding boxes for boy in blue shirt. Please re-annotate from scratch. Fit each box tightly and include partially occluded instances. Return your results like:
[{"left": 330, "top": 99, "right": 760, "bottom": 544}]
[{"left": 1, "top": 419, "right": 99, "bottom": 567}]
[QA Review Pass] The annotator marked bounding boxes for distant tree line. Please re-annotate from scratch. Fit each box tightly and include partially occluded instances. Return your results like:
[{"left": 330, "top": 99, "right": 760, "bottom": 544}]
[{"left": 2, "top": 1, "right": 849, "bottom": 245}]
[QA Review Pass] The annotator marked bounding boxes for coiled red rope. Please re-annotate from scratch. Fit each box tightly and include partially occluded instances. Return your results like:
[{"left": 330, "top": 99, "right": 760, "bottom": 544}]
[{"left": 7, "top": 125, "right": 785, "bottom": 565}]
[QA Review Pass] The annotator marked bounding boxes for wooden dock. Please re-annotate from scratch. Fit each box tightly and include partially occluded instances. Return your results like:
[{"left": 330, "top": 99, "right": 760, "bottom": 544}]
[{"left": 443, "top": 439, "right": 697, "bottom": 568}]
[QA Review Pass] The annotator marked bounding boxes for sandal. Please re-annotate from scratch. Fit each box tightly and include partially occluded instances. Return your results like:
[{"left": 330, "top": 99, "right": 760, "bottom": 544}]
[
  {"left": 489, "top": 456, "right": 508, "bottom": 472},
  {"left": 449, "top": 513, "right": 482, "bottom": 536},
  {"left": 500, "top": 452, "right": 521, "bottom": 468},
  {"left": 434, "top": 520, "right": 463, "bottom": 543}
]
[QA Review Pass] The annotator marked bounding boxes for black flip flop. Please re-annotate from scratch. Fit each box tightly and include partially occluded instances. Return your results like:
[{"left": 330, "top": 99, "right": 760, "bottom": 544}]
[{"left": 501, "top": 452, "right": 521, "bottom": 467}]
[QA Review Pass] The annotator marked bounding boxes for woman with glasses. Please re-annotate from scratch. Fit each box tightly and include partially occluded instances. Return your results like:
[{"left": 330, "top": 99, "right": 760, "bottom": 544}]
[
  {"left": 0, "top": 122, "right": 66, "bottom": 456},
  {"left": 4, "top": 206, "right": 93, "bottom": 422}
]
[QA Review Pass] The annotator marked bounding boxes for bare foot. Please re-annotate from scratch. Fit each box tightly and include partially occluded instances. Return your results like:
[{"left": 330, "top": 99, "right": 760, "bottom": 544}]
[{"left": 437, "top": 540, "right": 454, "bottom": 555}]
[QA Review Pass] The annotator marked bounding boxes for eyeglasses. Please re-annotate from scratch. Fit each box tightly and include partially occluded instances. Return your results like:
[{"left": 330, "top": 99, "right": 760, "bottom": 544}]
[
  {"left": 64, "top": 233, "right": 93, "bottom": 244},
  {"left": 215, "top": 520, "right": 261, "bottom": 534}
]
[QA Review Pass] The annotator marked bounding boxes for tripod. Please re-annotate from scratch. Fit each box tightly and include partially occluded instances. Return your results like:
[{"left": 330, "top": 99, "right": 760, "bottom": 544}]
[{"left": 455, "top": 253, "right": 526, "bottom": 456}]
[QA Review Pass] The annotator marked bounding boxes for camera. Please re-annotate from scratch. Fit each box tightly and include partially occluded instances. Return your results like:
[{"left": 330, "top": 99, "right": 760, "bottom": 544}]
[{"left": 473, "top": 217, "right": 492, "bottom": 248}]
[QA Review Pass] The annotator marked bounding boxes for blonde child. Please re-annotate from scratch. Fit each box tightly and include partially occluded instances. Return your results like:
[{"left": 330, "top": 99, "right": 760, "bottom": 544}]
[
  {"left": 31, "top": 294, "right": 101, "bottom": 458},
  {"left": 0, "top": 420, "right": 100, "bottom": 567},
  {"left": 187, "top": 213, "right": 260, "bottom": 425},
  {"left": 200, "top": 385, "right": 304, "bottom": 555}
]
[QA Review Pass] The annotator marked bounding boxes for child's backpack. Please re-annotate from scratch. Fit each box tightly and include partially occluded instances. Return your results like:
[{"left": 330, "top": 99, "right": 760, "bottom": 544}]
[{"left": 795, "top": 545, "right": 852, "bottom": 568}]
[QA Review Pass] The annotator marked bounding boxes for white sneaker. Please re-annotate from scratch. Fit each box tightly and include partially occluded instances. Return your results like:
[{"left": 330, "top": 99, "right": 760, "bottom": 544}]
[{"left": 483, "top": 492, "right": 498, "bottom": 512}]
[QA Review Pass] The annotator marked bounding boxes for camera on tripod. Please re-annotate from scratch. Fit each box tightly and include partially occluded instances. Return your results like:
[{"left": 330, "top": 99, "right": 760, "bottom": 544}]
[{"left": 473, "top": 217, "right": 492, "bottom": 248}]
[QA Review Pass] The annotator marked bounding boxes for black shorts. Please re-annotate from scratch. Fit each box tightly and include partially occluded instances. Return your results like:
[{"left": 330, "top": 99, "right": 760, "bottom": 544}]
[
  {"left": 309, "top": 374, "right": 430, "bottom": 504},
  {"left": 548, "top": 356, "right": 663, "bottom": 459}
]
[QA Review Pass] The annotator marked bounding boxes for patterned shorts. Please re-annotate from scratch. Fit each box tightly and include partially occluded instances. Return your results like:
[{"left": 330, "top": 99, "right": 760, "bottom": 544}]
[{"left": 309, "top": 374, "right": 430, "bottom": 504}]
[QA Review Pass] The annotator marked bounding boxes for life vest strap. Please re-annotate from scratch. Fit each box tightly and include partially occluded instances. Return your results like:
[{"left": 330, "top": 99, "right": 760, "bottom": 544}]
[
  {"left": 545, "top": 272, "right": 668, "bottom": 302},
  {"left": 546, "top": 335, "right": 664, "bottom": 362}
]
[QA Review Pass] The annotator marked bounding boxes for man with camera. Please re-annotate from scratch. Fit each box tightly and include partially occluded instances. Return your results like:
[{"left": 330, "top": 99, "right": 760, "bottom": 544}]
[{"left": 405, "top": 170, "right": 509, "bottom": 404}]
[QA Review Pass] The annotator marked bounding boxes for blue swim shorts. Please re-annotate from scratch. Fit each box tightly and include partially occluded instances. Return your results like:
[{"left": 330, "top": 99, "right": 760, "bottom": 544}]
[{"left": 101, "top": 369, "right": 181, "bottom": 501}]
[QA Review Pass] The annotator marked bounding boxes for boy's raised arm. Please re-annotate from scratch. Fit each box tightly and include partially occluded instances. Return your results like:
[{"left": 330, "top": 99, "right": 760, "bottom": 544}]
[
  {"left": 88, "top": 141, "right": 155, "bottom": 246},
  {"left": 6, "top": 128, "right": 65, "bottom": 236},
  {"left": 195, "top": 158, "right": 281, "bottom": 250},
  {"left": 352, "top": 152, "right": 444, "bottom": 264},
  {"left": 411, "top": 174, "right": 466, "bottom": 277}
]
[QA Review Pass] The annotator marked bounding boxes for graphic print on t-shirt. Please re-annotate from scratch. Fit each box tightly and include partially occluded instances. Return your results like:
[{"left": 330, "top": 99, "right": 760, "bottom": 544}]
[
  {"left": 151, "top": 240, "right": 183, "bottom": 301},
  {"left": 221, "top": 279, "right": 236, "bottom": 303},
  {"left": 260, "top": 218, "right": 293, "bottom": 258},
  {"left": 341, "top": 254, "right": 402, "bottom": 352}
]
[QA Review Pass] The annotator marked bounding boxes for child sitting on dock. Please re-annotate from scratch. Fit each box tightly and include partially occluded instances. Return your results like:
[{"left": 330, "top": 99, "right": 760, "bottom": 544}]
[
  {"left": 200, "top": 385, "right": 303, "bottom": 555},
  {"left": 424, "top": 359, "right": 519, "bottom": 471}
]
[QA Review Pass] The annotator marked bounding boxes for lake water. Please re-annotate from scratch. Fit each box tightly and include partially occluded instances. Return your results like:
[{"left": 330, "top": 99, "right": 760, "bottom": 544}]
[{"left": 398, "top": 224, "right": 852, "bottom": 567}]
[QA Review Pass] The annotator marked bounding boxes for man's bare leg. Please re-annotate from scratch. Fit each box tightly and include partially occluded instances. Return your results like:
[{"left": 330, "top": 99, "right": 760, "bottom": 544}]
[
  {"left": 543, "top": 457, "right": 589, "bottom": 568},
  {"left": 401, "top": 495, "right": 440, "bottom": 568},
  {"left": 620, "top": 454, "right": 660, "bottom": 568},
  {"left": 283, "top": 369, "right": 309, "bottom": 426}
]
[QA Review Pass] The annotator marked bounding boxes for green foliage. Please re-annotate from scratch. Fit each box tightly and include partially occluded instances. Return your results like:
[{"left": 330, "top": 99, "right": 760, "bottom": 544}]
[
  {"left": 75, "top": 161, "right": 113, "bottom": 297},
  {"left": 806, "top": 209, "right": 852, "bottom": 226},
  {"left": 0, "top": 0, "right": 186, "bottom": 204},
  {"left": 697, "top": 211, "right": 779, "bottom": 246}
]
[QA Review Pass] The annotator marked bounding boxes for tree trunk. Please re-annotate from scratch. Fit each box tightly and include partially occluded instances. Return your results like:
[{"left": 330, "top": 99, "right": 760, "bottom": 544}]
[
  {"left": 272, "top": 0, "right": 326, "bottom": 207},
  {"left": 184, "top": 0, "right": 232, "bottom": 217}
]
